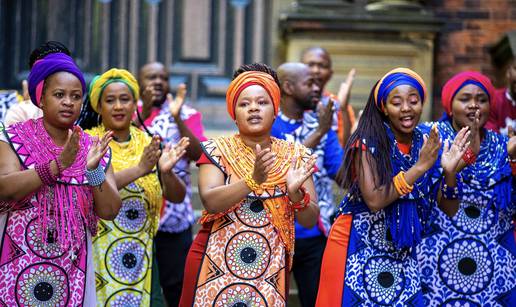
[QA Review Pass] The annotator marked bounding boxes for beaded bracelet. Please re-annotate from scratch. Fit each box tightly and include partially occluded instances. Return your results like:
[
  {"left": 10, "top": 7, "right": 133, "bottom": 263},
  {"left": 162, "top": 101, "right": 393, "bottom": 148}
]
[
  {"left": 393, "top": 171, "right": 413, "bottom": 196},
  {"left": 35, "top": 160, "right": 56, "bottom": 186},
  {"left": 462, "top": 147, "right": 476, "bottom": 165},
  {"left": 86, "top": 164, "right": 106, "bottom": 187},
  {"left": 288, "top": 187, "right": 311, "bottom": 212},
  {"left": 54, "top": 158, "right": 63, "bottom": 176}
]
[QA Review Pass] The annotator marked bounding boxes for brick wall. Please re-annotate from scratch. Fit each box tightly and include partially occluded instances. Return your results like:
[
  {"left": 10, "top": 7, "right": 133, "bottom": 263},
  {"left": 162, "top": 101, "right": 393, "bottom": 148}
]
[{"left": 428, "top": 0, "right": 516, "bottom": 118}]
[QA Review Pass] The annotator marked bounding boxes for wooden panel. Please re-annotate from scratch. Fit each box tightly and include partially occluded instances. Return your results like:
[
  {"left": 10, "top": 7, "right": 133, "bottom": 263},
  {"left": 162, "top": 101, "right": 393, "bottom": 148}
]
[
  {"left": 181, "top": 0, "right": 212, "bottom": 61},
  {"left": 232, "top": 2, "right": 247, "bottom": 70},
  {"left": 0, "top": 0, "right": 273, "bottom": 128},
  {"left": 252, "top": 0, "right": 265, "bottom": 63},
  {"left": 147, "top": 3, "right": 159, "bottom": 62},
  {"left": 128, "top": 0, "right": 139, "bottom": 73}
]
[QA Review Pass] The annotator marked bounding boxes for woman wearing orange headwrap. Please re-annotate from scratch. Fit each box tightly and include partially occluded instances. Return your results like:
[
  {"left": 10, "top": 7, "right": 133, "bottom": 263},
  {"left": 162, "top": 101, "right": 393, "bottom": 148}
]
[{"left": 179, "top": 64, "right": 319, "bottom": 306}]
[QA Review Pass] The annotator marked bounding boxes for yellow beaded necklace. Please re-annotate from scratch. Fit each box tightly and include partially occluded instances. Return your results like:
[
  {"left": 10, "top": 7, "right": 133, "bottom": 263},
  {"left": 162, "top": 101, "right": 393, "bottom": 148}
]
[
  {"left": 214, "top": 135, "right": 302, "bottom": 192},
  {"left": 202, "top": 134, "right": 310, "bottom": 265},
  {"left": 86, "top": 125, "right": 163, "bottom": 235}
]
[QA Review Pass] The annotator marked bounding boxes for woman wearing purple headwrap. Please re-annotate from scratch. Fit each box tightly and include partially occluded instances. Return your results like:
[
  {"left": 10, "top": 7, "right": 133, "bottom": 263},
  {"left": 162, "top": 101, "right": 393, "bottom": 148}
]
[{"left": 0, "top": 44, "right": 121, "bottom": 305}]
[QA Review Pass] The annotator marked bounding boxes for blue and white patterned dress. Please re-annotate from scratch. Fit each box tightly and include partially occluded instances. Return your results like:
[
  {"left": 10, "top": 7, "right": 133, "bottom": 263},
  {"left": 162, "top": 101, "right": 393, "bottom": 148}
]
[
  {"left": 318, "top": 125, "right": 441, "bottom": 306},
  {"left": 417, "top": 119, "right": 516, "bottom": 306}
]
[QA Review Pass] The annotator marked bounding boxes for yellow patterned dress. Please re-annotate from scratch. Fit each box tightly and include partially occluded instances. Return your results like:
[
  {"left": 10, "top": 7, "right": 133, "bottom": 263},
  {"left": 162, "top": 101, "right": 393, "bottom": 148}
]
[{"left": 86, "top": 126, "right": 162, "bottom": 306}]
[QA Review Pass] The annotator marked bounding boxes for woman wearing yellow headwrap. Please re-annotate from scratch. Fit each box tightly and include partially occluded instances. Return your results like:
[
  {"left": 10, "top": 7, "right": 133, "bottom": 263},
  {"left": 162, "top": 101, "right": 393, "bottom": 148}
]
[
  {"left": 179, "top": 63, "right": 319, "bottom": 306},
  {"left": 82, "top": 68, "right": 189, "bottom": 306}
]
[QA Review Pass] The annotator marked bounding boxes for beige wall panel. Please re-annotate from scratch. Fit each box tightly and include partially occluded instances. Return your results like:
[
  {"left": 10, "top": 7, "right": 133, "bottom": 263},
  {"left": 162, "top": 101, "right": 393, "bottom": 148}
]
[{"left": 182, "top": 0, "right": 211, "bottom": 60}]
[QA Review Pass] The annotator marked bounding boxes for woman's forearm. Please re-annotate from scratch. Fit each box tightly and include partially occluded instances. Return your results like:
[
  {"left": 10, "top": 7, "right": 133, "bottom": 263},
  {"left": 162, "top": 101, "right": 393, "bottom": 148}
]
[
  {"left": 93, "top": 168, "right": 122, "bottom": 220},
  {"left": 175, "top": 116, "right": 203, "bottom": 161},
  {"left": 161, "top": 170, "right": 186, "bottom": 203},
  {"left": 361, "top": 162, "right": 427, "bottom": 212},
  {"left": 114, "top": 166, "right": 146, "bottom": 190},
  {"left": 0, "top": 169, "right": 42, "bottom": 202},
  {"left": 438, "top": 170, "right": 460, "bottom": 217},
  {"left": 200, "top": 180, "right": 251, "bottom": 214},
  {"left": 0, "top": 159, "right": 61, "bottom": 202}
]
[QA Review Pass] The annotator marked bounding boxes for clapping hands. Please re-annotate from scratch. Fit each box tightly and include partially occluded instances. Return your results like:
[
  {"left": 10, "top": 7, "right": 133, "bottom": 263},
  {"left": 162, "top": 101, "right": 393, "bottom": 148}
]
[{"left": 159, "top": 137, "right": 189, "bottom": 173}]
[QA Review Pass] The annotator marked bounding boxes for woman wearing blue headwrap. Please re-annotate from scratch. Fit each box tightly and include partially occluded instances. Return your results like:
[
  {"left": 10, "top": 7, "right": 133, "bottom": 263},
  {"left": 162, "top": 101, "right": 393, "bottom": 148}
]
[
  {"left": 417, "top": 71, "right": 516, "bottom": 305},
  {"left": 0, "top": 43, "right": 121, "bottom": 305},
  {"left": 316, "top": 68, "right": 469, "bottom": 305}
]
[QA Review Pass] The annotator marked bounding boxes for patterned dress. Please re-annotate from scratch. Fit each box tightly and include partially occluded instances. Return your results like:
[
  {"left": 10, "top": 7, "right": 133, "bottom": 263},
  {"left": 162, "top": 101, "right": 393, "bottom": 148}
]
[
  {"left": 317, "top": 126, "right": 441, "bottom": 306},
  {"left": 0, "top": 119, "right": 110, "bottom": 306},
  {"left": 417, "top": 120, "right": 516, "bottom": 306},
  {"left": 185, "top": 135, "right": 311, "bottom": 306},
  {"left": 87, "top": 126, "right": 163, "bottom": 306}
]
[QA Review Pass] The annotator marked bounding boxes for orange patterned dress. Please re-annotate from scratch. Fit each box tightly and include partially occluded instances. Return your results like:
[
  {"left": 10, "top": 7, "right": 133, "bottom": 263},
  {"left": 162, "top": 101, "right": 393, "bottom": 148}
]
[{"left": 185, "top": 135, "right": 310, "bottom": 306}]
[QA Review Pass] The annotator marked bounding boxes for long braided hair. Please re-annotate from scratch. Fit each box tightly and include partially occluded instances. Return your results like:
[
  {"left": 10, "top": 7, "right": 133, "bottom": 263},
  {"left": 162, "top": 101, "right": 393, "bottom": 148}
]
[{"left": 337, "top": 81, "right": 394, "bottom": 196}]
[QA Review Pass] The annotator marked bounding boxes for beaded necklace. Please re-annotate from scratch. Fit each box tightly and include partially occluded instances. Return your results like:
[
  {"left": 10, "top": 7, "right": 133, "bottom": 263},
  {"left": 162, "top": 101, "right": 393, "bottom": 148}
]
[
  {"left": 202, "top": 135, "right": 310, "bottom": 264},
  {"left": 2, "top": 118, "right": 106, "bottom": 248},
  {"left": 86, "top": 125, "right": 162, "bottom": 235},
  {"left": 214, "top": 135, "right": 301, "bottom": 193}
]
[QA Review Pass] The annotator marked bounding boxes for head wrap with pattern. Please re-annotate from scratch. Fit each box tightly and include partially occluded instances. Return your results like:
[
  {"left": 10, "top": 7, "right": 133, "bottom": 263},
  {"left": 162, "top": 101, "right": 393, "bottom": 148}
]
[
  {"left": 88, "top": 68, "right": 140, "bottom": 113},
  {"left": 374, "top": 68, "right": 427, "bottom": 112},
  {"left": 226, "top": 71, "right": 280, "bottom": 120}
]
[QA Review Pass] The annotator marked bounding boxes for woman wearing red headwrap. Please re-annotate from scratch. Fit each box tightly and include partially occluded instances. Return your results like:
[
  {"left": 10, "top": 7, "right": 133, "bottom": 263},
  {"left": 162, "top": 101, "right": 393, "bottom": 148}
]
[
  {"left": 417, "top": 71, "right": 516, "bottom": 305},
  {"left": 179, "top": 63, "right": 319, "bottom": 306}
]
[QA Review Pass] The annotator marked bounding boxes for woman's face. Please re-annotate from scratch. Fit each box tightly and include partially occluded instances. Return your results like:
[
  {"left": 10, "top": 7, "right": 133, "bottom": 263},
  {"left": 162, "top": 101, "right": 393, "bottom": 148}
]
[
  {"left": 234, "top": 85, "right": 275, "bottom": 137},
  {"left": 40, "top": 72, "right": 83, "bottom": 129},
  {"left": 384, "top": 84, "right": 423, "bottom": 140},
  {"left": 451, "top": 84, "right": 489, "bottom": 130},
  {"left": 99, "top": 82, "right": 136, "bottom": 132}
]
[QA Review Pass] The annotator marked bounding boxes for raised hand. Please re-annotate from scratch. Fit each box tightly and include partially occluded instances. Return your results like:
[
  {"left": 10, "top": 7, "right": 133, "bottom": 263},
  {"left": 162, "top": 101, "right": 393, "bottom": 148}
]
[
  {"left": 87, "top": 130, "right": 114, "bottom": 170},
  {"left": 168, "top": 83, "right": 187, "bottom": 119},
  {"left": 508, "top": 126, "right": 516, "bottom": 160},
  {"left": 252, "top": 144, "right": 276, "bottom": 185},
  {"left": 286, "top": 155, "right": 316, "bottom": 196},
  {"left": 468, "top": 109, "right": 481, "bottom": 154},
  {"left": 59, "top": 126, "right": 82, "bottom": 169},
  {"left": 441, "top": 127, "right": 470, "bottom": 174},
  {"left": 21, "top": 80, "right": 30, "bottom": 101},
  {"left": 337, "top": 68, "right": 356, "bottom": 110},
  {"left": 159, "top": 137, "right": 189, "bottom": 173},
  {"left": 317, "top": 100, "right": 334, "bottom": 135},
  {"left": 417, "top": 124, "right": 441, "bottom": 172},
  {"left": 138, "top": 135, "right": 161, "bottom": 175}
]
